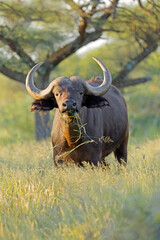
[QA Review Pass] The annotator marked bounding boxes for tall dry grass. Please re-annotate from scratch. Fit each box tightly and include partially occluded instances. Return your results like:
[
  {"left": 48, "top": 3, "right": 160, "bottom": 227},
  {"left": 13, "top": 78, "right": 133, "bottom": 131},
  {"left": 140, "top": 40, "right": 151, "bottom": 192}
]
[{"left": 0, "top": 138, "right": 159, "bottom": 239}]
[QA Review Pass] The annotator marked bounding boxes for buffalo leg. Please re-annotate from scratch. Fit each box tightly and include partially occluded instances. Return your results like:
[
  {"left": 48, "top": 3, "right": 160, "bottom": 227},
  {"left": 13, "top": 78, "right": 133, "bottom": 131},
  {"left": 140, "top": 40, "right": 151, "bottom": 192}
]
[
  {"left": 114, "top": 141, "right": 128, "bottom": 167},
  {"left": 53, "top": 148, "right": 64, "bottom": 167},
  {"left": 100, "top": 158, "right": 110, "bottom": 169},
  {"left": 114, "top": 129, "right": 128, "bottom": 167},
  {"left": 89, "top": 159, "right": 99, "bottom": 167},
  {"left": 88, "top": 154, "right": 101, "bottom": 167}
]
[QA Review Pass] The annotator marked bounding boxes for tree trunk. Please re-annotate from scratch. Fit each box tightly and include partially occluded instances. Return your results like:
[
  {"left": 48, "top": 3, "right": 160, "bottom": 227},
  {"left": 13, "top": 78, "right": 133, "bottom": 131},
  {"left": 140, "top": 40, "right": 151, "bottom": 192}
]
[
  {"left": 35, "top": 112, "right": 51, "bottom": 141},
  {"left": 35, "top": 71, "right": 51, "bottom": 141}
]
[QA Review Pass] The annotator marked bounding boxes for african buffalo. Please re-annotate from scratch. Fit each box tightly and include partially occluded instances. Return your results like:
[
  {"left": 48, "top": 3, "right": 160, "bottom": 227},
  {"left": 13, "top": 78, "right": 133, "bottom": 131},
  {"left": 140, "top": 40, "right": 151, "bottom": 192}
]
[{"left": 26, "top": 57, "right": 129, "bottom": 167}]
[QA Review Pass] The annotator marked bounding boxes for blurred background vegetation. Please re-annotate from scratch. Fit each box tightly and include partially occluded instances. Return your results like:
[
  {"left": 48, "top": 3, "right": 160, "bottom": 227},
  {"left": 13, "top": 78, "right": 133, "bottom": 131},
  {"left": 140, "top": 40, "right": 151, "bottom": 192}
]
[
  {"left": 0, "top": 0, "right": 159, "bottom": 142},
  {"left": 0, "top": 48, "right": 159, "bottom": 146}
]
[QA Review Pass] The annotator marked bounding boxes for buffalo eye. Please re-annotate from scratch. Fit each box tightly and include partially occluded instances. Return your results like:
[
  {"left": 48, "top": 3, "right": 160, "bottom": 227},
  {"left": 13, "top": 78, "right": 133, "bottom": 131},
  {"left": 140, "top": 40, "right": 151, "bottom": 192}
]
[
  {"left": 55, "top": 93, "right": 62, "bottom": 97},
  {"left": 79, "top": 91, "right": 83, "bottom": 95}
]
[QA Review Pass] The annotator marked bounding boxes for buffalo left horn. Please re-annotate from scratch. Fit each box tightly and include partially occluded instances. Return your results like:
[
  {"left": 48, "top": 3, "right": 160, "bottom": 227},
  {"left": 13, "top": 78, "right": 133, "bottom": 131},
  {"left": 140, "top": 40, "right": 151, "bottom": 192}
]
[{"left": 26, "top": 62, "right": 55, "bottom": 100}]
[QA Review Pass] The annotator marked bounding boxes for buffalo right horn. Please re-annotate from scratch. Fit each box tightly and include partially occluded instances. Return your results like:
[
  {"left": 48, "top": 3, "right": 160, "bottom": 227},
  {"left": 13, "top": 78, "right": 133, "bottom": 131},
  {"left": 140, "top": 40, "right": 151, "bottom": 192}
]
[{"left": 81, "top": 57, "right": 112, "bottom": 96}]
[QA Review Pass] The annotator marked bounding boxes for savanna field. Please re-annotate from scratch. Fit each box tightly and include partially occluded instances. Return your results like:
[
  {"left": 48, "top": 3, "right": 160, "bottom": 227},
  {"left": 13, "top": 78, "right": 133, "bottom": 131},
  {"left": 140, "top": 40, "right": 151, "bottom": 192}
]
[{"left": 0, "top": 74, "right": 160, "bottom": 239}]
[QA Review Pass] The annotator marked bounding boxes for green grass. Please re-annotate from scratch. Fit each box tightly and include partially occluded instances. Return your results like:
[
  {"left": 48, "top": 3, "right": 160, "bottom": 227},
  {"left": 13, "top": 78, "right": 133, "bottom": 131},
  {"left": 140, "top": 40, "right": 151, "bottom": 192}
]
[{"left": 0, "top": 74, "right": 160, "bottom": 239}]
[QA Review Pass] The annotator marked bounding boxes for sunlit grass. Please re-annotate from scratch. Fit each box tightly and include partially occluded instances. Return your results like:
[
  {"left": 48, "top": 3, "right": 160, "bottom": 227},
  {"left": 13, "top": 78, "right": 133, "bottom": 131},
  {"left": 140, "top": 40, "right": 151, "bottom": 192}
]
[{"left": 0, "top": 138, "right": 159, "bottom": 239}]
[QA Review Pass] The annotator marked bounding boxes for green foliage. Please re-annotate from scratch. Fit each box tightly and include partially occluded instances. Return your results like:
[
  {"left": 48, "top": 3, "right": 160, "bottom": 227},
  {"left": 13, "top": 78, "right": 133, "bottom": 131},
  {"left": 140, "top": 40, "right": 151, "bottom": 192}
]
[
  {"left": 0, "top": 0, "right": 159, "bottom": 81},
  {"left": 107, "top": 1, "right": 160, "bottom": 45},
  {"left": 124, "top": 51, "right": 160, "bottom": 141},
  {"left": 125, "top": 82, "right": 160, "bottom": 142},
  {"left": 0, "top": 0, "right": 75, "bottom": 66},
  {"left": 0, "top": 76, "right": 35, "bottom": 145}
]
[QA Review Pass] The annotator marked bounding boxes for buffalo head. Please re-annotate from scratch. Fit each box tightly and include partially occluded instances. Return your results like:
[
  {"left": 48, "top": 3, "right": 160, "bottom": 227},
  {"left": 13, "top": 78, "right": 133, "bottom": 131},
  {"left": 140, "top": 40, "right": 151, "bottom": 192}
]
[{"left": 26, "top": 57, "right": 112, "bottom": 118}]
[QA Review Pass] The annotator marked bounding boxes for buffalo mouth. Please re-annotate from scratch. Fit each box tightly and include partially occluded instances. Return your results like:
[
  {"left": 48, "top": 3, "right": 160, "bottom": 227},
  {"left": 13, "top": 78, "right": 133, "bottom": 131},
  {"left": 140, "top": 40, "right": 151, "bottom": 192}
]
[{"left": 60, "top": 109, "right": 78, "bottom": 119}]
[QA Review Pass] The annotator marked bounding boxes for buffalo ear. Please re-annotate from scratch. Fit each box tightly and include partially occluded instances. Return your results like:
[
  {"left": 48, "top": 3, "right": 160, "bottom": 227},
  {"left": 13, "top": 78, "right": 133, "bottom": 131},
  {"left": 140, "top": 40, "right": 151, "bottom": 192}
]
[
  {"left": 82, "top": 95, "right": 110, "bottom": 108},
  {"left": 31, "top": 97, "right": 58, "bottom": 112}
]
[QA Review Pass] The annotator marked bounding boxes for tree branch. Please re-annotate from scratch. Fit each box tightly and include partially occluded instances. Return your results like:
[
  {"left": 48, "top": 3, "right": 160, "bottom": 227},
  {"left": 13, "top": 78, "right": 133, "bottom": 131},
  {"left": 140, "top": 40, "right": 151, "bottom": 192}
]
[
  {"left": 113, "top": 41, "right": 158, "bottom": 86},
  {"left": 48, "top": 0, "right": 120, "bottom": 68},
  {"left": 138, "top": 0, "right": 160, "bottom": 15},
  {"left": 78, "top": 15, "right": 87, "bottom": 36},
  {"left": 0, "top": 2, "right": 22, "bottom": 17},
  {"left": 0, "top": 28, "right": 35, "bottom": 68},
  {"left": 48, "top": 30, "right": 102, "bottom": 68},
  {"left": 99, "top": 0, "right": 119, "bottom": 21},
  {"left": 115, "top": 76, "right": 152, "bottom": 88},
  {"left": 0, "top": 64, "right": 26, "bottom": 83},
  {"left": 102, "top": 28, "right": 123, "bottom": 33}
]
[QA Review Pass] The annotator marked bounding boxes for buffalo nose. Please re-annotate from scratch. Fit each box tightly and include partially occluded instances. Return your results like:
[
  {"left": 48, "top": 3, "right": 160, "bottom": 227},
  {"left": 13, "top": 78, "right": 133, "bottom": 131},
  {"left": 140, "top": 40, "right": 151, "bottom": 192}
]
[{"left": 62, "top": 100, "right": 77, "bottom": 111}]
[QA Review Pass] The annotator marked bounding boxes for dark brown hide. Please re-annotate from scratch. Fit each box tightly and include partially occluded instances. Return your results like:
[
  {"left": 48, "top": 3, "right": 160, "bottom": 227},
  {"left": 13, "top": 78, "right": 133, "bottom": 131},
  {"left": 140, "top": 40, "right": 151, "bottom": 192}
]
[{"left": 32, "top": 77, "right": 129, "bottom": 167}]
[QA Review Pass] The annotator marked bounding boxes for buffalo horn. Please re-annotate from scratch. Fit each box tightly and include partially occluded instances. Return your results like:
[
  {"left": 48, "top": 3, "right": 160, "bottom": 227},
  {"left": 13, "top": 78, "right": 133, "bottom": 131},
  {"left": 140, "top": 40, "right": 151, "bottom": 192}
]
[
  {"left": 81, "top": 57, "right": 112, "bottom": 96},
  {"left": 26, "top": 62, "right": 55, "bottom": 100}
]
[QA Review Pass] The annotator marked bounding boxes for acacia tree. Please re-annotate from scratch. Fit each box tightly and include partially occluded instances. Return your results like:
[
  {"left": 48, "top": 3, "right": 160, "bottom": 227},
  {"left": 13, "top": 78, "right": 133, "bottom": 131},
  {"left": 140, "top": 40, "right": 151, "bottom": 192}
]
[{"left": 0, "top": 0, "right": 159, "bottom": 140}]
